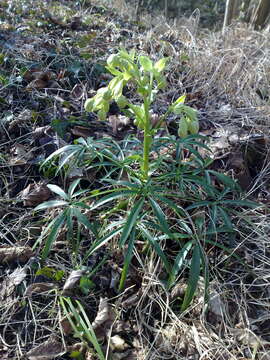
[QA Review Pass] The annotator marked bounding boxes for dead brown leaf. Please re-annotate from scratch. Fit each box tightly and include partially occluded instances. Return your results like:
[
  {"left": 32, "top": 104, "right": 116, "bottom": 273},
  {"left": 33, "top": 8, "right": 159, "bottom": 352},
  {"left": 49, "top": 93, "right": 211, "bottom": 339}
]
[
  {"left": 32, "top": 125, "right": 52, "bottom": 139},
  {"left": 227, "top": 151, "right": 252, "bottom": 190},
  {"left": 110, "top": 335, "right": 129, "bottom": 351},
  {"left": 8, "top": 109, "right": 33, "bottom": 132},
  {"left": 121, "top": 291, "right": 141, "bottom": 308},
  {"left": 0, "top": 267, "right": 28, "bottom": 301},
  {"left": 92, "top": 297, "right": 110, "bottom": 330},
  {"left": 62, "top": 269, "right": 85, "bottom": 294},
  {"left": 20, "top": 182, "right": 51, "bottom": 207},
  {"left": 91, "top": 297, "right": 116, "bottom": 340},
  {"left": 71, "top": 84, "right": 84, "bottom": 99},
  {"left": 111, "top": 350, "right": 138, "bottom": 360},
  {"left": 9, "top": 143, "right": 34, "bottom": 165},
  {"left": 60, "top": 315, "right": 73, "bottom": 335},
  {"left": 23, "top": 69, "right": 54, "bottom": 82},
  {"left": 0, "top": 245, "right": 34, "bottom": 263},
  {"left": 70, "top": 125, "right": 93, "bottom": 138},
  {"left": 108, "top": 115, "right": 130, "bottom": 134},
  {"left": 70, "top": 16, "right": 82, "bottom": 30},
  {"left": 26, "top": 78, "right": 48, "bottom": 90},
  {"left": 25, "top": 282, "right": 57, "bottom": 296},
  {"left": 26, "top": 338, "right": 64, "bottom": 360},
  {"left": 66, "top": 342, "right": 86, "bottom": 355}
]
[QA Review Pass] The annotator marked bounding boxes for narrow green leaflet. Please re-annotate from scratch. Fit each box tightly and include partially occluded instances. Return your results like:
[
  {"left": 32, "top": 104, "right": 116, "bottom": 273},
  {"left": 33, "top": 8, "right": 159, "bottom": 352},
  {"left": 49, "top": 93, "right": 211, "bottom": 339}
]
[
  {"left": 103, "top": 179, "right": 141, "bottom": 189},
  {"left": 181, "top": 243, "right": 201, "bottom": 311},
  {"left": 91, "top": 189, "right": 137, "bottom": 210},
  {"left": 140, "top": 226, "right": 171, "bottom": 274},
  {"left": 208, "top": 170, "right": 241, "bottom": 191},
  {"left": 186, "top": 200, "right": 216, "bottom": 210},
  {"left": 119, "top": 197, "right": 144, "bottom": 247},
  {"left": 76, "top": 301, "right": 105, "bottom": 360},
  {"left": 83, "top": 227, "right": 123, "bottom": 262},
  {"left": 71, "top": 188, "right": 90, "bottom": 198},
  {"left": 218, "top": 207, "right": 234, "bottom": 229},
  {"left": 42, "top": 212, "right": 66, "bottom": 260},
  {"left": 60, "top": 297, "right": 105, "bottom": 360},
  {"left": 119, "top": 229, "right": 135, "bottom": 291},
  {"left": 68, "top": 179, "right": 81, "bottom": 197},
  {"left": 169, "top": 240, "right": 193, "bottom": 288},
  {"left": 220, "top": 199, "right": 258, "bottom": 208},
  {"left": 199, "top": 246, "right": 209, "bottom": 305},
  {"left": 34, "top": 200, "right": 68, "bottom": 211},
  {"left": 149, "top": 197, "right": 172, "bottom": 237},
  {"left": 41, "top": 145, "right": 80, "bottom": 166},
  {"left": 153, "top": 194, "right": 186, "bottom": 217},
  {"left": 47, "top": 184, "right": 69, "bottom": 200},
  {"left": 72, "top": 207, "right": 98, "bottom": 237}
]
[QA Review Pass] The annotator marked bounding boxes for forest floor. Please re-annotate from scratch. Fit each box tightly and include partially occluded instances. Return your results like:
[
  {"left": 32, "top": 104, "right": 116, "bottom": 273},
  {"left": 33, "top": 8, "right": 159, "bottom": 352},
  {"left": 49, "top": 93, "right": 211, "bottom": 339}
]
[{"left": 0, "top": 0, "right": 270, "bottom": 359}]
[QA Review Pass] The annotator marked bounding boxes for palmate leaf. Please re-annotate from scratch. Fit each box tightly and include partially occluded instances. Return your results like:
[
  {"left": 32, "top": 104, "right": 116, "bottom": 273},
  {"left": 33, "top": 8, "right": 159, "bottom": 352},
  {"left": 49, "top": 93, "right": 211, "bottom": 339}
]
[{"left": 181, "top": 243, "right": 201, "bottom": 311}]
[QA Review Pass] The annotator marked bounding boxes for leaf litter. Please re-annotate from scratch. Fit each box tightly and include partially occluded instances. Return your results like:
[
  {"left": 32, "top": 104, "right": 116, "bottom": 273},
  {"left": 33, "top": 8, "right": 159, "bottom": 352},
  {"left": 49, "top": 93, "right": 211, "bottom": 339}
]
[{"left": 0, "top": 0, "right": 270, "bottom": 359}]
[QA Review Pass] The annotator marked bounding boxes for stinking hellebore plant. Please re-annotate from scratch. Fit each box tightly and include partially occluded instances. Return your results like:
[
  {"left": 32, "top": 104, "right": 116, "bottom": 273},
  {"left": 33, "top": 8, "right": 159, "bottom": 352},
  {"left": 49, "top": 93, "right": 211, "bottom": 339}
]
[
  {"left": 84, "top": 48, "right": 199, "bottom": 181},
  {"left": 81, "top": 49, "right": 210, "bottom": 305},
  {"left": 34, "top": 50, "right": 258, "bottom": 312}
]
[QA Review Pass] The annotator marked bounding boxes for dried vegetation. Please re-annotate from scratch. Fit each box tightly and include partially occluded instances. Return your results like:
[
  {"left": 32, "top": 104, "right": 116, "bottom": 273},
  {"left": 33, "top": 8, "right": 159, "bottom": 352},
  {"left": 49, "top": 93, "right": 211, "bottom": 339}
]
[{"left": 0, "top": 0, "right": 270, "bottom": 359}]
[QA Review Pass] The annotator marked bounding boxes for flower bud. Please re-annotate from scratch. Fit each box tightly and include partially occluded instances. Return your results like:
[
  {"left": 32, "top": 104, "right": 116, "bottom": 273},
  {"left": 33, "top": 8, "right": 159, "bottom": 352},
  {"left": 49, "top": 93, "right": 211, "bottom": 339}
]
[
  {"left": 188, "top": 119, "right": 199, "bottom": 134},
  {"left": 178, "top": 118, "right": 188, "bottom": 138}
]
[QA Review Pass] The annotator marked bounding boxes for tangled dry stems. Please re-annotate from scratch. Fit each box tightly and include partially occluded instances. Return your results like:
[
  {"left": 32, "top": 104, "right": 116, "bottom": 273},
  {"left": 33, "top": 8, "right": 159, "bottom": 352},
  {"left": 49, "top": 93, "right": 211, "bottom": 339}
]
[{"left": 1, "top": 0, "right": 270, "bottom": 358}]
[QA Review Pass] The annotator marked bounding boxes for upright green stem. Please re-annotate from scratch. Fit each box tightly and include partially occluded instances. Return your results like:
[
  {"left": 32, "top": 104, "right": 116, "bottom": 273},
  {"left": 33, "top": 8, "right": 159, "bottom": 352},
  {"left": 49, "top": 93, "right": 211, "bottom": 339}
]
[
  {"left": 142, "top": 74, "right": 153, "bottom": 181},
  {"left": 142, "top": 113, "right": 151, "bottom": 180}
]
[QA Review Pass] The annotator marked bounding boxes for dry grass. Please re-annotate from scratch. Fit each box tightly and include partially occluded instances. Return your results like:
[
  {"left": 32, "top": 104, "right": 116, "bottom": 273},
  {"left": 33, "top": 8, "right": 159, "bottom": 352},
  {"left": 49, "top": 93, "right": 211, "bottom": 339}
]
[{"left": 0, "top": 0, "right": 270, "bottom": 359}]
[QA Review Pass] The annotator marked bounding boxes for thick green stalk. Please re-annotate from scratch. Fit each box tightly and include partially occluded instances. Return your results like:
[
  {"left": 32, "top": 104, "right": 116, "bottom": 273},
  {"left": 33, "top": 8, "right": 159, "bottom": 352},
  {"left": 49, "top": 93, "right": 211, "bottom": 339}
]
[
  {"left": 142, "top": 118, "right": 152, "bottom": 180},
  {"left": 141, "top": 74, "right": 154, "bottom": 181}
]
